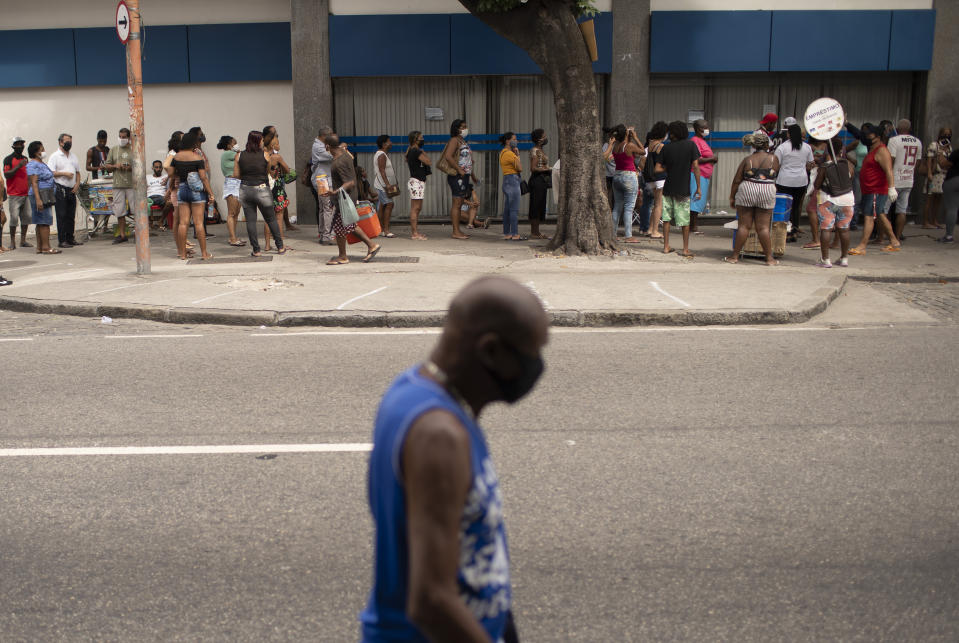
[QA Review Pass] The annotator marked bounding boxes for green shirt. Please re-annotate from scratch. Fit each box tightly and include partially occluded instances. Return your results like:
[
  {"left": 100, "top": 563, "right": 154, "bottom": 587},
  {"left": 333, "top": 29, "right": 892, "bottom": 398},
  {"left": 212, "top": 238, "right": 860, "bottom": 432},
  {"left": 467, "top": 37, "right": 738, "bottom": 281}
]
[
  {"left": 106, "top": 144, "right": 133, "bottom": 188},
  {"left": 221, "top": 150, "right": 237, "bottom": 178}
]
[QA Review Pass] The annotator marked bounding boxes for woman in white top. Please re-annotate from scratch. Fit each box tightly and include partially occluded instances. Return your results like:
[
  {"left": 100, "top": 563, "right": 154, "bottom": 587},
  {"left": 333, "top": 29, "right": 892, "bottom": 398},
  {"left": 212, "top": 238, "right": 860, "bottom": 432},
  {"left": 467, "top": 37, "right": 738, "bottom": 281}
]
[
  {"left": 775, "top": 124, "right": 814, "bottom": 242},
  {"left": 373, "top": 135, "right": 398, "bottom": 238}
]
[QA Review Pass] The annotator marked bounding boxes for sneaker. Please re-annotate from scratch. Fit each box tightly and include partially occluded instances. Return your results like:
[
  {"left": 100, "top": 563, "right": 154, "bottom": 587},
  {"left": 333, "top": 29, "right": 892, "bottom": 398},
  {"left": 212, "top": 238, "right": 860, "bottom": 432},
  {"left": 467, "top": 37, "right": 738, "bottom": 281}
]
[
  {"left": 836, "top": 257, "right": 849, "bottom": 267},
  {"left": 937, "top": 235, "right": 954, "bottom": 244},
  {"left": 0, "top": 275, "right": 11, "bottom": 286},
  {"left": 815, "top": 258, "right": 832, "bottom": 268}
]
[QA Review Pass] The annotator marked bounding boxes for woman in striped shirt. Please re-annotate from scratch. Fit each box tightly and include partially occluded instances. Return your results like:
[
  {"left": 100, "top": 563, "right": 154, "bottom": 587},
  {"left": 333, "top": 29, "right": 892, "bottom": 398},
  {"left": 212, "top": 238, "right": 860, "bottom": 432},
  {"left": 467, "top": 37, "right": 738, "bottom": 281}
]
[{"left": 726, "top": 131, "right": 781, "bottom": 266}]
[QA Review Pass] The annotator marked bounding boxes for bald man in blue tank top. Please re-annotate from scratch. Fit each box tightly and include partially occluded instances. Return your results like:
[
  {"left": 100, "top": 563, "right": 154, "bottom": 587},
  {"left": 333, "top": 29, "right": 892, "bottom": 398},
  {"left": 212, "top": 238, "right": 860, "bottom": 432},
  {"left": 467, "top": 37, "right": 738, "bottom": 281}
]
[{"left": 361, "top": 276, "right": 549, "bottom": 643}]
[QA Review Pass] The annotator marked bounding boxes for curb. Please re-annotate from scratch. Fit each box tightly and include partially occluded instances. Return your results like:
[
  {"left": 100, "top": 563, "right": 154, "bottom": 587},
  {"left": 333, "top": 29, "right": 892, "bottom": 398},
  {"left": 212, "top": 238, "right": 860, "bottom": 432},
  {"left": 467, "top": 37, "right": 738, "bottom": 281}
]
[{"left": 0, "top": 275, "right": 847, "bottom": 328}]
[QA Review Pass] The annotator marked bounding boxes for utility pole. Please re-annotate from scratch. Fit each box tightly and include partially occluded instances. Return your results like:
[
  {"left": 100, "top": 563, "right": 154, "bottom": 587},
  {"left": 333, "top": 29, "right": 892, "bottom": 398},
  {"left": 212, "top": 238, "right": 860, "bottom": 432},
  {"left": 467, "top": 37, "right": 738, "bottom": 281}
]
[{"left": 117, "top": 0, "right": 150, "bottom": 274}]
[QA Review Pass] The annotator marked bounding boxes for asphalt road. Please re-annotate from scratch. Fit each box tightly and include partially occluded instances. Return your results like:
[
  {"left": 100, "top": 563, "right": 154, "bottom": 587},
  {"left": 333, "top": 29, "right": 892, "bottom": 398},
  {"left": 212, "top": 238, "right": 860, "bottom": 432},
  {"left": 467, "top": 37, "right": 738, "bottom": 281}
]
[{"left": 1, "top": 309, "right": 957, "bottom": 641}]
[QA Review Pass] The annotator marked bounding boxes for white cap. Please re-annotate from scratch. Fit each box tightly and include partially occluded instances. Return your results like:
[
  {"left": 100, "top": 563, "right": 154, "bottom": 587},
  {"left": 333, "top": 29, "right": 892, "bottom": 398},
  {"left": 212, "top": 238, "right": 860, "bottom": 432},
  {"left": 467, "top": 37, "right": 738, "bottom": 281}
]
[
  {"left": 784, "top": 117, "right": 798, "bottom": 127},
  {"left": 11, "top": 136, "right": 25, "bottom": 144}
]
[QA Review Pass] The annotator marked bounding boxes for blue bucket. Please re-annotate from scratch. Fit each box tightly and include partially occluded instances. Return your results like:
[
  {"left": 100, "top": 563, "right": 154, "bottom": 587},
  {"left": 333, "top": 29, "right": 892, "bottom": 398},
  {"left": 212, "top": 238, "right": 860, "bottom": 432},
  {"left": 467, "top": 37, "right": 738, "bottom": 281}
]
[{"left": 773, "top": 193, "right": 793, "bottom": 222}]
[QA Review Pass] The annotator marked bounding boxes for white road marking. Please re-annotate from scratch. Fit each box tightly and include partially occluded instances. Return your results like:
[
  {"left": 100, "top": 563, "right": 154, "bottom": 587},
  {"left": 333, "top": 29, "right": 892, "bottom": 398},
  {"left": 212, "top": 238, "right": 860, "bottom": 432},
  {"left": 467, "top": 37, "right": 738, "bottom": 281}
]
[
  {"left": 105, "top": 334, "right": 204, "bottom": 339},
  {"left": 0, "top": 443, "right": 373, "bottom": 457},
  {"left": 649, "top": 281, "right": 691, "bottom": 308},
  {"left": 4, "top": 268, "right": 107, "bottom": 289},
  {"left": 253, "top": 329, "right": 441, "bottom": 337},
  {"left": 191, "top": 289, "right": 256, "bottom": 305},
  {"left": 2, "top": 262, "right": 66, "bottom": 272},
  {"left": 86, "top": 278, "right": 182, "bottom": 296},
  {"left": 336, "top": 286, "right": 389, "bottom": 310},
  {"left": 550, "top": 326, "right": 873, "bottom": 334},
  {"left": 0, "top": 337, "right": 33, "bottom": 342}
]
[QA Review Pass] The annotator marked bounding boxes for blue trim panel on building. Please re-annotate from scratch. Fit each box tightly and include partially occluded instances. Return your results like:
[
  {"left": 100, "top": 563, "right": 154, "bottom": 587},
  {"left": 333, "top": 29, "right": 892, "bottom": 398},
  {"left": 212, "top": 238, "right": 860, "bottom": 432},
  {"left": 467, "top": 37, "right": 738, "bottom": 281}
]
[
  {"left": 143, "top": 26, "right": 190, "bottom": 84},
  {"left": 74, "top": 28, "right": 127, "bottom": 85},
  {"left": 330, "top": 14, "right": 450, "bottom": 77},
  {"left": 188, "top": 23, "right": 291, "bottom": 82},
  {"left": 770, "top": 11, "right": 891, "bottom": 71},
  {"left": 889, "top": 10, "right": 935, "bottom": 71},
  {"left": 650, "top": 11, "right": 772, "bottom": 73},
  {"left": 0, "top": 29, "right": 77, "bottom": 88}
]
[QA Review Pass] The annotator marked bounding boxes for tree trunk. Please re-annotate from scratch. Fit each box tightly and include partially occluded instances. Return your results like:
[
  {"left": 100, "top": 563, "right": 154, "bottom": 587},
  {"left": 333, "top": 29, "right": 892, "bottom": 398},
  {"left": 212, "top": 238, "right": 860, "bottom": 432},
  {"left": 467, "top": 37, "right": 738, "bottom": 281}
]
[{"left": 457, "top": 0, "right": 615, "bottom": 255}]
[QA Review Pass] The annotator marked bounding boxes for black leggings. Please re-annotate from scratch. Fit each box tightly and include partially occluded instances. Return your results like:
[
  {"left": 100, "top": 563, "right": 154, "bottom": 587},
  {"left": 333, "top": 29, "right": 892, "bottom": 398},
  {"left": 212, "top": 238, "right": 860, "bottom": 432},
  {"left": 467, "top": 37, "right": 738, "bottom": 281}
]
[{"left": 776, "top": 184, "right": 807, "bottom": 234}]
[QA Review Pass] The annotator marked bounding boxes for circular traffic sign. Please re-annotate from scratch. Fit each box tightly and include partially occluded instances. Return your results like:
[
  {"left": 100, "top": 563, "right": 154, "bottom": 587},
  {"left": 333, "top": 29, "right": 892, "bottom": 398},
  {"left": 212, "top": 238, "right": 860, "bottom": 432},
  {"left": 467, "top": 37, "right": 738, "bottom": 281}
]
[
  {"left": 804, "top": 97, "right": 845, "bottom": 141},
  {"left": 116, "top": 1, "right": 131, "bottom": 44}
]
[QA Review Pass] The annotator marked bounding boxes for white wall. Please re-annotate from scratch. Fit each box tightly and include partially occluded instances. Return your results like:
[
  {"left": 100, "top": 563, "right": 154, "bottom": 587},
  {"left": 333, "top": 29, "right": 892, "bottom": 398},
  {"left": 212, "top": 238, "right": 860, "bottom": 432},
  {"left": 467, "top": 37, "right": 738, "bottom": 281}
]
[
  {"left": 1, "top": 0, "right": 934, "bottom": 28},
  {"left": 329, "top": 0, "right": 930, "bottom": 13},
  {"left": 0, "top": 82, "right": 298, "bottom": 213},
  {"left": 1, "top": 0, "right": 290, "bottom": 29}
]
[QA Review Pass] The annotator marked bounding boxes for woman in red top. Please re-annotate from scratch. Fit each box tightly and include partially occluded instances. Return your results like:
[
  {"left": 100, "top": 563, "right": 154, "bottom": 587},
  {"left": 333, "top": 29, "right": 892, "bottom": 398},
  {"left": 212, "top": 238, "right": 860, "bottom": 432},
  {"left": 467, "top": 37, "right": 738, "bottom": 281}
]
[{"left": 851, "top": 123, "right": 901, "bottom": 254}]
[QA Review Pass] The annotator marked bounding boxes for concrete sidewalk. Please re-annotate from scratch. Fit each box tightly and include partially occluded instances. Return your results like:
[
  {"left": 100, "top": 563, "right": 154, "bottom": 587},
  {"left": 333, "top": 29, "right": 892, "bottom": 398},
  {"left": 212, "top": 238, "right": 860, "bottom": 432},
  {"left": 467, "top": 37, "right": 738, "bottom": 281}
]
[{"left": 0, "top": 221, "right": 955, "bottom": 326}]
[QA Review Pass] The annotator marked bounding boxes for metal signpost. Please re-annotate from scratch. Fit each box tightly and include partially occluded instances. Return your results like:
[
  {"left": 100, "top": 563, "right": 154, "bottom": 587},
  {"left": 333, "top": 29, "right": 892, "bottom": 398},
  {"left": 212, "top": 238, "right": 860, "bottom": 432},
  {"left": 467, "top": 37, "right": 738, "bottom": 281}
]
[{"left": 116, "top": 0, "right": 151, "bottom": 274}]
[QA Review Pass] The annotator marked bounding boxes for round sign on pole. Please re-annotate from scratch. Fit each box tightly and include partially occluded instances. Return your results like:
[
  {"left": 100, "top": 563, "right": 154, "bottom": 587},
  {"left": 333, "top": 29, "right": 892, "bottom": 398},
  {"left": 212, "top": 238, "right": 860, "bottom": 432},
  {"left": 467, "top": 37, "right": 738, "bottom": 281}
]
[
  {"left": 804, "top": 97, "right": 845, "bottom": 141},
  {"left": 116, "top": 1, "right": 131, "bottom": 44}
]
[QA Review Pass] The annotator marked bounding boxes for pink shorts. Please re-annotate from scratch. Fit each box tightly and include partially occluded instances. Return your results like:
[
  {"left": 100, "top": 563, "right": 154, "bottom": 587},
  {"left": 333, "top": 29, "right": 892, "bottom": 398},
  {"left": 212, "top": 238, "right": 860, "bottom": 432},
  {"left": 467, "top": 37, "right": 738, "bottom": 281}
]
[{"left": 817, "top": 201, "right": 854, "bottom": 231}]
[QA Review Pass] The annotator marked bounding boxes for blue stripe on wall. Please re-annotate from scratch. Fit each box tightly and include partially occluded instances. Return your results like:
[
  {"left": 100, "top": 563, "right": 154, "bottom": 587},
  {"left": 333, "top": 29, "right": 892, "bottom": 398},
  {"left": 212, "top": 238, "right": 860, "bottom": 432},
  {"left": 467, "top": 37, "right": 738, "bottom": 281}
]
[
  {"left": 74, "top": 28, "right": 126, "bottom": 85},
  {"left": 188, "top": 23, "right": 291, "bottom": 82},
  {"left": 770, "top": 11, "right": 891, "bottom": 72},
  {"left": 143, "top": 26, "right": 190, "bottom": 84},
  {"left": 889, "top": 10, "right": 936, "bottom": 71},
  {"left": 0, "top": 29, "right": 77, "bottom": 88},
  {"left": 329, "top": 14, "right": 450, "bottom": 77},
  {"left": 650, "top": 11, "right": 772, "bottom": 73}
]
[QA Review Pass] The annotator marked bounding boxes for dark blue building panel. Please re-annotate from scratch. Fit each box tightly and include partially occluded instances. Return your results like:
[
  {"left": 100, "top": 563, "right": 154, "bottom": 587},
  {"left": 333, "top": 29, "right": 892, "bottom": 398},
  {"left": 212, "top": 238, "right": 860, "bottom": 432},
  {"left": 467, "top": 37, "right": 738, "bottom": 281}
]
[
  {"left": 651, "top": 11, "right": 771, "bottom": 73},
  {"left": 889, "top": 10, "right": 935, "bottom": 71},
  {"left": 188, "top": 23, "right": 291, "bottom": 82},
  {"left": 330, "top": 14, "right": 450, "bottom": 76},
  {"left": 770, "top": 11, "right": 891, "bottom": 71},
  {"left": 0, "top": 29, "right": 77, "bottom": 88}
]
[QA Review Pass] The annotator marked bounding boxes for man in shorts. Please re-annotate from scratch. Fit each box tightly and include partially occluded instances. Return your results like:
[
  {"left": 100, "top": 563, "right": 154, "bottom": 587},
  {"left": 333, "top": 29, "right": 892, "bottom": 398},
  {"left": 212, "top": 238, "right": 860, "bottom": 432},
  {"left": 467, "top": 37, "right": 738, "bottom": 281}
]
[
  {"left": 886, "top": 119, "right": 922, "bottom": 240},
  {"left": 657, "top": 121, "right": 701, "bottom": 257},
  {"left": 3, "top": 136, "right": 32, "bottom": 249},
  {"left": 104, "top": 128, "right": 134, "bottom": 244}
]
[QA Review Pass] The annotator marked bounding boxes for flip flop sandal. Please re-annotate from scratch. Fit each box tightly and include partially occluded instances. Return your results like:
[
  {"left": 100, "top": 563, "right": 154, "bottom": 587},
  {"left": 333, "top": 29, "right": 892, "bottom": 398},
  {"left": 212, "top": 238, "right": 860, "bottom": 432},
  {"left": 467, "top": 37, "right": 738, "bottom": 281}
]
[
  {"left": 722, "top": 256, "right": 738, "bottom": 264},
  {"left": 880, "top": 245, "right": 901, "bottom": 252},
  {"left": 229, "top": 240, "right": 246, "bottom": 247},
  {"left": 802, "top": 243, "right": 820, "bottom": 249},
  {"left": 849, "top": 248, "right": 866, "bottom": 255},
  {"left": 326, "top": 258, "right": 349, "bottom": 265},
  {"left": 679, "top": 252, "right": 695, "bottom": 258},
  {"left": 363, "top": 246, "right": 381, "bottom": 263}
]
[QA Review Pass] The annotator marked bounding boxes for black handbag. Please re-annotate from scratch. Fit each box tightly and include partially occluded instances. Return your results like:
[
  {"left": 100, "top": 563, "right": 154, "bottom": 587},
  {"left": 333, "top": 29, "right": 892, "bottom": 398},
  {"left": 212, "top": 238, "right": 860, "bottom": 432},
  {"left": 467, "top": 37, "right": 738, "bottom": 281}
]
[
  {"left": 39, "top": 187, "right": 56, "bottom": 209},
  {"left": 520, "top": 179, "right": 529, "bottom": 195}
]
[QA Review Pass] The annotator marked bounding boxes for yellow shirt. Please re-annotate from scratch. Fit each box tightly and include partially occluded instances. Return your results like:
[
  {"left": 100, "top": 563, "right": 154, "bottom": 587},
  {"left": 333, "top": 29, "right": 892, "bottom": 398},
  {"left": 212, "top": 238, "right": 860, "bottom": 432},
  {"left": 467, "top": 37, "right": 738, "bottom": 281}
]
[{"left": 499, "top": 148, "right": 522, "bottom": 176}]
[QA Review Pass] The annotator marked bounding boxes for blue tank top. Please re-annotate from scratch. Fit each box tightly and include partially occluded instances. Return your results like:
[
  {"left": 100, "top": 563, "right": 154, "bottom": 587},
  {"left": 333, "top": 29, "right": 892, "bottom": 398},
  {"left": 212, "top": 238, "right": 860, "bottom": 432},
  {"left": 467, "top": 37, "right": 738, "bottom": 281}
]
[{"left": 360, "top": 366, "right": 511, "bottom": 642}]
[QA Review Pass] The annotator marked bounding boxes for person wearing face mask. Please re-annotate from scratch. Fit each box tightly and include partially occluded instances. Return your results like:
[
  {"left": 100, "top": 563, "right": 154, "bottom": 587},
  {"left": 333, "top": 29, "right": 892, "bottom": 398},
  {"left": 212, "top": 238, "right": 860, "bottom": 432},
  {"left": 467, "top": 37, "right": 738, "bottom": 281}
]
[
  {"left": 528, "top": 128, "right": 551, "bottom": 240},
  {"left": 324, "top": 134, "right": 380, "bottom": 265},
  {"left": 441, "top": 119, "right": 479, "bottom": 240},
  {"left": 361, "top": 275, "right": 546, "bottom": 643},
  {"left": 922, "top": 127, "right": 951, "bottom": 230},
  {"left": 406, "top": 130, "right": 431, "bottom": 241},
  {"left": 104, "top": 128, "right": 134, "bottom": 244},
  {"left": 217, "top": 135, "right": 245, "bottom": 247},
  {"left": 885, "top": 119, "right": 922, "bottom": 242},
  {"left": 46, "top": 133, "right": 83, "bottom": 248},
  {"left": 146, "top": 159, "right": 169, "bottom": 230},
  {"left": 25, "top": 140, "right": 60, "bottom": 254},
  {"left": 689, "top": 120, "right": 716, "bottom": 235},
  {"left": 850, "top": 123, "right": 901, "bottom": 254},
  {"left": 372, "top": 135, "right": 398, "bottom": 239},
  {"left": 3, "top": 137, "right": 33, "bottom": 249},
  {"left": 936, "top": 133, "right": 959, "bottom": 243},
  {"left": 498, "top": 132, "right": 525, "bottom": 241}
]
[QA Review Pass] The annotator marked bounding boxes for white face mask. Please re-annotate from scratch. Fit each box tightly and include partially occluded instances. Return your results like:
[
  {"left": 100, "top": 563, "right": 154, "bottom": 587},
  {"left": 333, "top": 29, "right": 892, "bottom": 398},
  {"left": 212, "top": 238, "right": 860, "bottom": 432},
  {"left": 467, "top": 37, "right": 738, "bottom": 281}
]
[
  {"left": 702, "top": 129, "right": 710, "bottom": 137},
  {"left": 119, "top": 138, "right": 130, "bottom": 146},
  {"left": 232, "top": 144, "right": 242, "bottom": 153},
  {"left": 461, "top": 128, "right": 469, "bottom": 138}
]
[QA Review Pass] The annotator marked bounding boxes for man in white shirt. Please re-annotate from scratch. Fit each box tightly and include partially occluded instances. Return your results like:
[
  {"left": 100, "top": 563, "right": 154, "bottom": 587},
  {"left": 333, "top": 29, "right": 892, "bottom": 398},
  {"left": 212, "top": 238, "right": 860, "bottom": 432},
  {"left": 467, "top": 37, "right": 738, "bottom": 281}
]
[
  {"left": 46, "top": 133, "right": 83, "bottom": 247},
  {"left": 886, "top": 119, "right": 923, "bottom": 240}
]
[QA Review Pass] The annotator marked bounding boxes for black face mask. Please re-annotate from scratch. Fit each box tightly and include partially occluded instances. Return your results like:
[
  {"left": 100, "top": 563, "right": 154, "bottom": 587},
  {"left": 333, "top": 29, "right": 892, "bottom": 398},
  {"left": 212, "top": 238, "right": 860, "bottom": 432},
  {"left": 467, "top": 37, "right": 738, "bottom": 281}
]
[
  {"left": 540, "top": 138, "right": 548, "bottom": 147},
  {"left": 199, "top": 134, "right": 206, "bottom": 143},
  {"left": 490, "top": 346, "right": 544, "bottom": 403},
  {"left": 62, "top": 141, "right": 72, "bottom": 152}
]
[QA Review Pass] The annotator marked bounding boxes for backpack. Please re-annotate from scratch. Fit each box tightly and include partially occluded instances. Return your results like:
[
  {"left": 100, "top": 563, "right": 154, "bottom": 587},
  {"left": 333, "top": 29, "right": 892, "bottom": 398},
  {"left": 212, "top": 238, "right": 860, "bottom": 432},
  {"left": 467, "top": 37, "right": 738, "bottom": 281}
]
[{"left": 822, "top": 159, "right": 854, "bottom": 197}]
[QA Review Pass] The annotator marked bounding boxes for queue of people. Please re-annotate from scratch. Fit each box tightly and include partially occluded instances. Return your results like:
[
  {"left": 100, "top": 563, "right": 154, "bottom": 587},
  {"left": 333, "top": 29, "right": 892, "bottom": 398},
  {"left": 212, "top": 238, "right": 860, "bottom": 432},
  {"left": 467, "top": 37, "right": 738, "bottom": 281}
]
[{"left": 605, "top": 112, "right": 957, "bottom": 266}]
